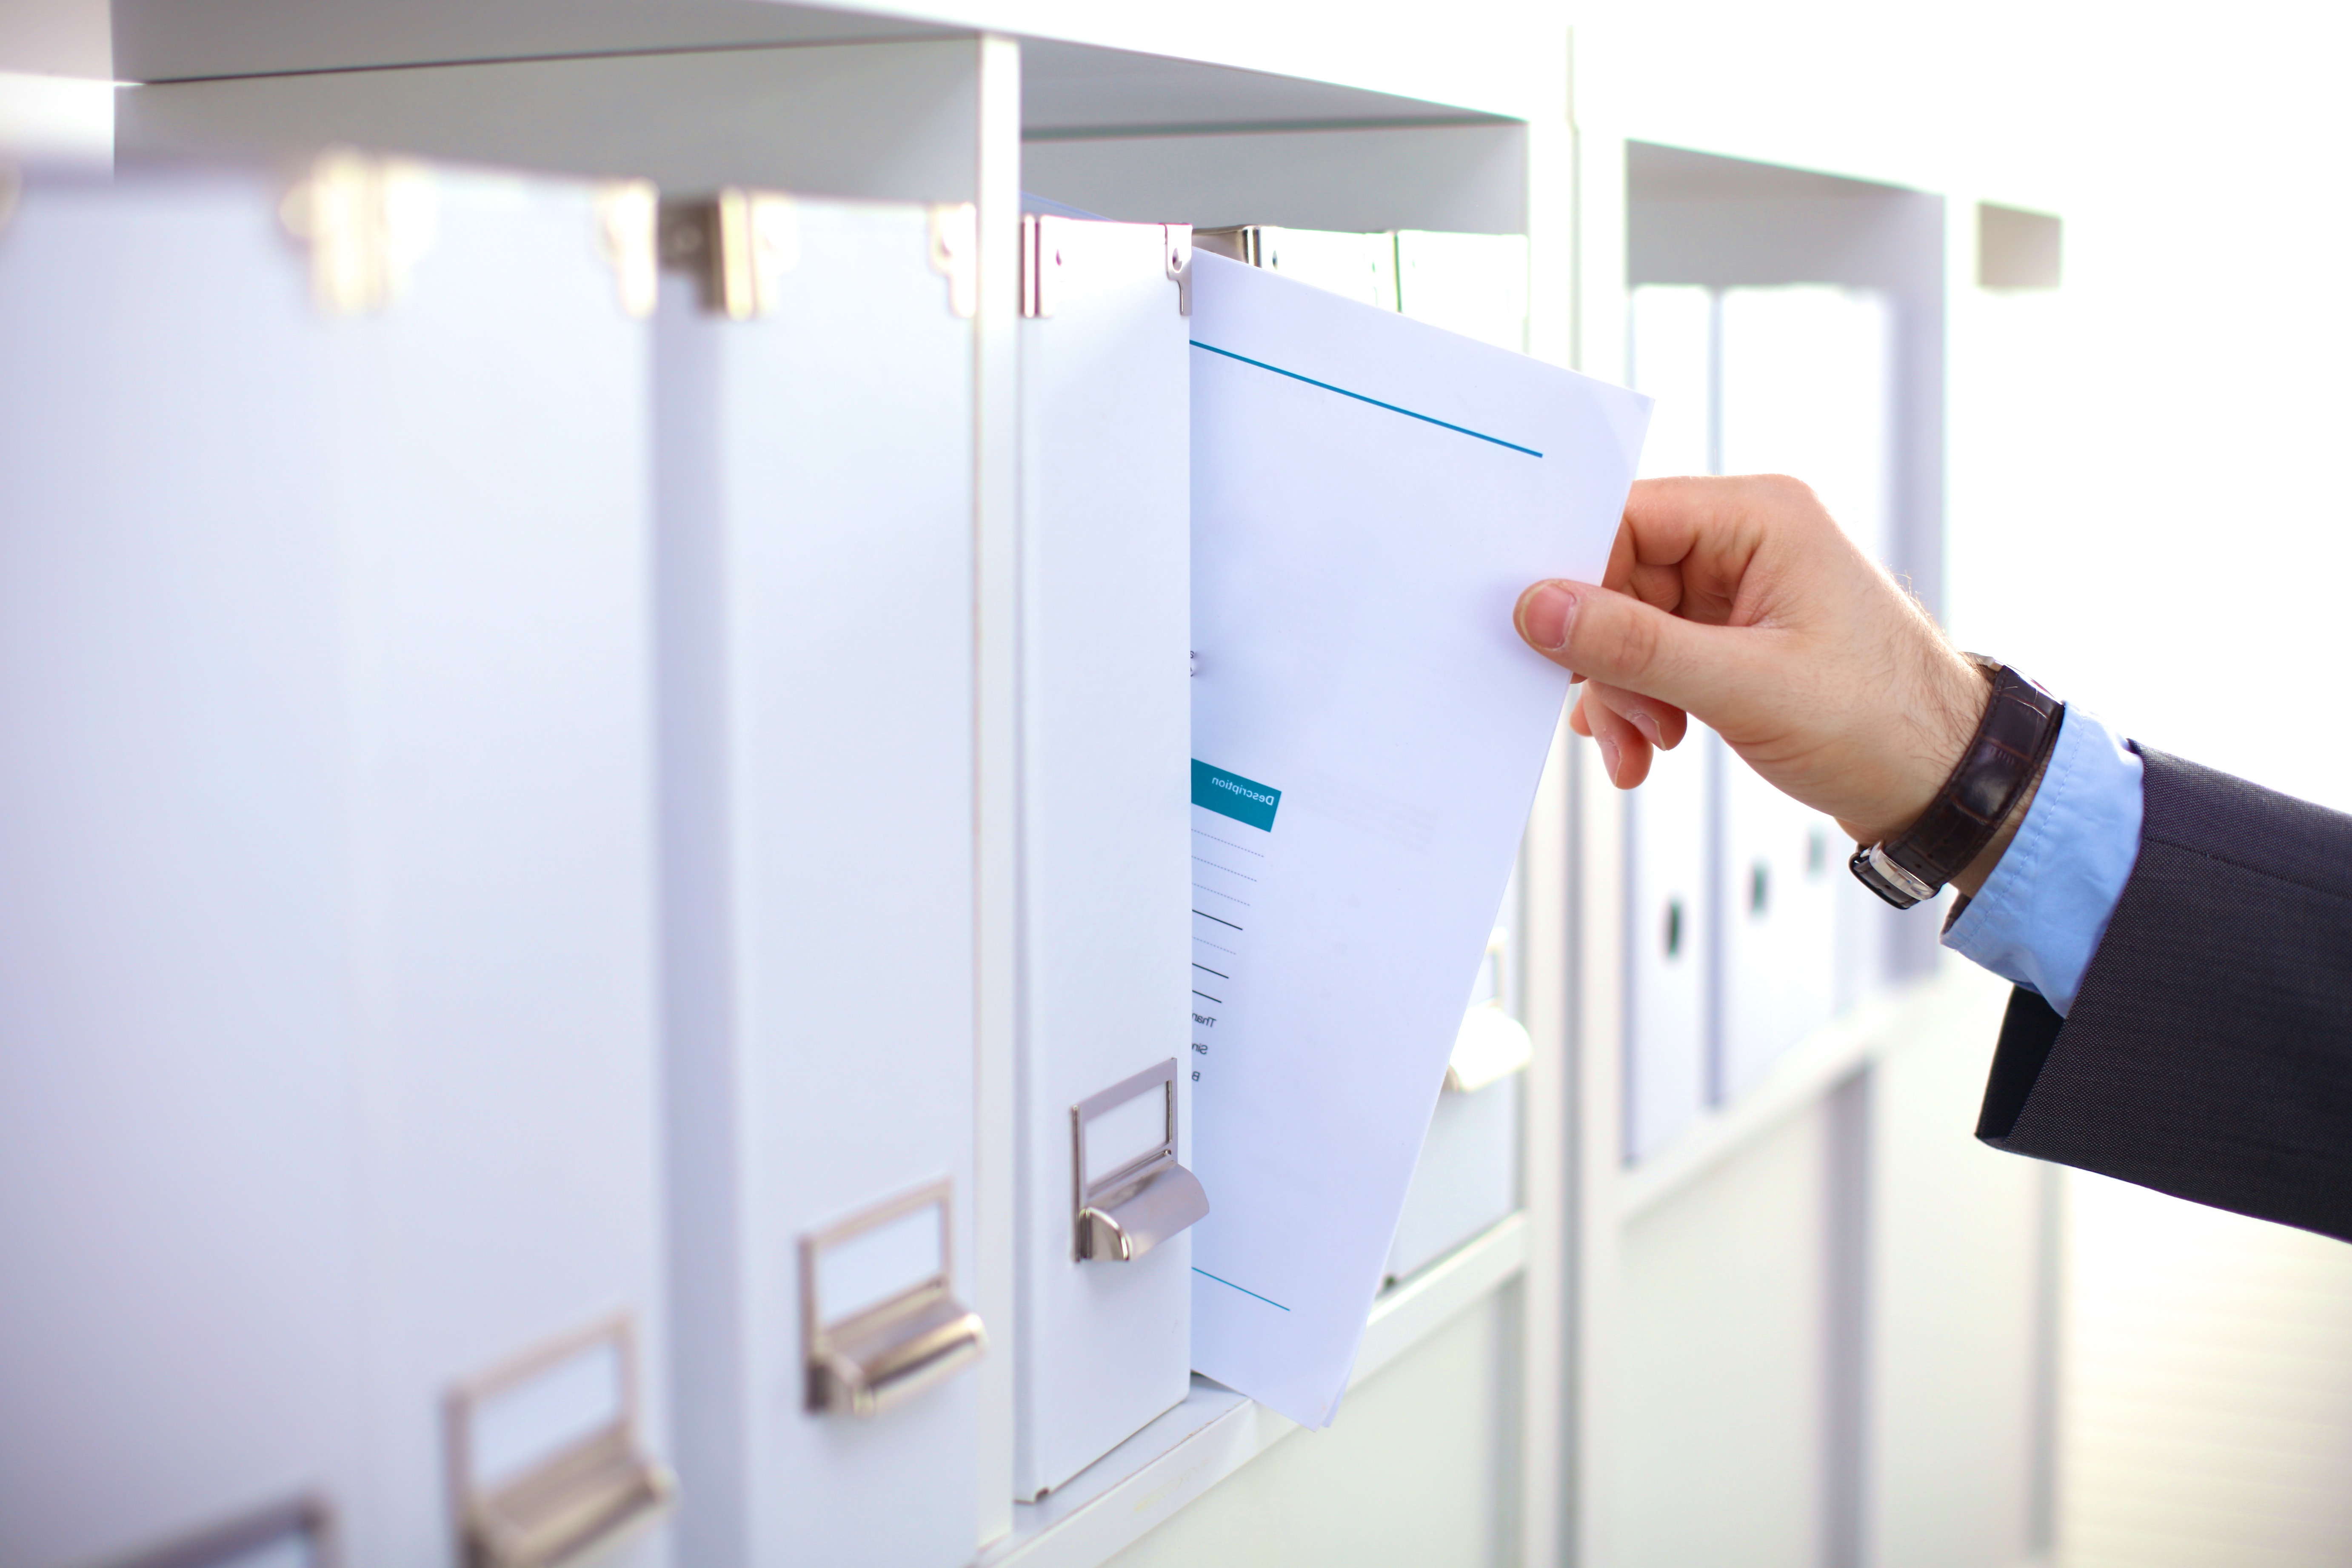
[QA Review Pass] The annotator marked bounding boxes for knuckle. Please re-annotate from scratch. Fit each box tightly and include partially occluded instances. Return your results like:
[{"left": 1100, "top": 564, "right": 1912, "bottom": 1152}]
[{"left": 1755, "top": 473, "right": 1842, "bottom": 532}]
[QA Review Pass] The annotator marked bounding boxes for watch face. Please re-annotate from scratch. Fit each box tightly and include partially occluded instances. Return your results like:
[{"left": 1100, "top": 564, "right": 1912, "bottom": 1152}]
[{"left": 1849, "top": 843, "right": 1929, "bottom": 909}]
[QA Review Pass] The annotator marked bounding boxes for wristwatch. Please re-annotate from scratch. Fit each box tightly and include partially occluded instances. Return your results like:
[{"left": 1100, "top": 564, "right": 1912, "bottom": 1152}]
[{"left": 1848, "top": 657, "right": 2064, "bottom": 910}]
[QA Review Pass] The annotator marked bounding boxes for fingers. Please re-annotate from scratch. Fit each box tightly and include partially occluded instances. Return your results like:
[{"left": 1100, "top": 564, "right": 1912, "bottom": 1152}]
[
  {"left": 1574, "top": 688, "right": 1653, "bottom": 787},
  {"left": 1581, "top": 680, "right": 1687, "bottom": 753},
  {"left": 1515, "top": 576, "right": 1770, "bottom": 719},
  {"left": 1618, "top": 474, "right": 1840, "bottom": 627}
]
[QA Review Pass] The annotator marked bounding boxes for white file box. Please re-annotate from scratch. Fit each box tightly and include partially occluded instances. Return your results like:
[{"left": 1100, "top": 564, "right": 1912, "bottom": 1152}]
[
  {"left": 1386, "top": 919, "right": 1531, "bottom": 1280},
  {"left": 1624, "top": 733, "right": 1714, "bottom": 1163},
  {"left": 0, "top": 160, "right": 674, "bottom": 1568},
  {"left": 1718, "top": 285, "right": 1893, "bottom": 564},
  {"left": 1011, "top": 215, "right": 1198, "bottom": 1499},
  {"left": 654, "top": 192, "right": 985, "bottom": 1566},
  {"left": 1387, "top": 1073, "right": 1522, "bottom": 1280},
  {"left": 1715, "top": 753, "right": 1840, "bottom": 1101},
  {"left": 1718, "top": 285, "right": 1896, "bottom": 1009}
]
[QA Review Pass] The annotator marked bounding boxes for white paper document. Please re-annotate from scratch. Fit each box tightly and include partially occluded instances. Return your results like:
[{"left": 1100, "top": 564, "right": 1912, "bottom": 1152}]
[{"left": 1187, "top": 252, "right": 1649, "bottom": 1425}]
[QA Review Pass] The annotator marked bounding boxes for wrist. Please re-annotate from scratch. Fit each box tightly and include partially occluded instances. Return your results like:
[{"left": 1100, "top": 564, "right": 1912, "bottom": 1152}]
[
  {"left": 1847, "top": 653, "right": 1993, "bottom": 847},
  {"left": 1845, "top": 659, "right": 2064, "bottom": 911}
]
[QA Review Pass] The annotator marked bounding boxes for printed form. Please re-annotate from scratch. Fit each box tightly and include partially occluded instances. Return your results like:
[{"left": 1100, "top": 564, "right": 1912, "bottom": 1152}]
[{"left": 1187, "top": 251, "right": 1649, "bottom": 1427}]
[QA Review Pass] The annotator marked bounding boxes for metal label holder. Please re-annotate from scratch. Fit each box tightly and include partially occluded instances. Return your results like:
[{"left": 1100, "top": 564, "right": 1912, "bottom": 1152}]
[
  {"left": 445, "top": 1315, "right": 675, "bottom": 1568},
  {"left": 800, "top": 1179, "right": 987, "bottom": 1419},
  {"left": 1071, "top": 1058, "right": 1210, "bottom": 1262}
]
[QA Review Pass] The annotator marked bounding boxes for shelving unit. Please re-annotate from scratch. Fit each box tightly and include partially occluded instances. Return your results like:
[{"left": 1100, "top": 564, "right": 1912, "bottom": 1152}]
[{"left": 2, "top": 7, "right": 2068, "bottom": 1564}]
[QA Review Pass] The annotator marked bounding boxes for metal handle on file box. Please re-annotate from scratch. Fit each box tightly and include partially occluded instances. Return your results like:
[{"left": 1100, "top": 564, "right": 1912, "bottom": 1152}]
[
  {"left": 107, "top": 1494, "right": 337, "bottom": 1568},
  {"left": 446, "top": 1315, "right": 676, "bottom": 1568},
  {"left": 809, "top": 1292, "right": 990, "bottom": 1419},
  {"left": 1193, "top": 225, "right": 1267, "bottom": 267},
  {"left": 1073, "top": 1059, "right": 1210, "bottom": 1261},
  {"left": 1079, "top": 1159, "right": 1210, "bottom": 1262},
  {"left": 801, "top": 1179, "right": 988, "bottom": 1418},
  {"left": 658, "top": 189, "right": 798, "bottom": 319},
  {"left": 279, "top": 148, "right": 437, "bottom": 318}
]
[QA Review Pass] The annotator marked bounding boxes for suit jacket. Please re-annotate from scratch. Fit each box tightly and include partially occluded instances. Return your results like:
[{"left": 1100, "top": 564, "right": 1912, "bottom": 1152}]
[{"left": 1977, "top": 747, "right": 2352, "bottom": 1241}]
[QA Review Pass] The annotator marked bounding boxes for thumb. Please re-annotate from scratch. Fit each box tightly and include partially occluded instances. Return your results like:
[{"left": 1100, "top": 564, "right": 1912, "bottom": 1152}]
[{"left": 1515, "top": 579, "right": 1765, "bottom": 720}]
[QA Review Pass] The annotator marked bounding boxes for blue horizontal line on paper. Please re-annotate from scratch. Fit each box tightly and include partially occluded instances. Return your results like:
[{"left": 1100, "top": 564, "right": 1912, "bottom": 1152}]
[{"left": 1188, "top": 340, "right": 1543, "bottom": 458}]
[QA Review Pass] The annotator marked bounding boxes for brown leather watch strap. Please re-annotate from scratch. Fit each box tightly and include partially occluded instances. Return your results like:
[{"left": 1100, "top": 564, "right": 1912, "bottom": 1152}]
[{"left": 1881, "top": 659, "right": 2064, "bottom": 893}]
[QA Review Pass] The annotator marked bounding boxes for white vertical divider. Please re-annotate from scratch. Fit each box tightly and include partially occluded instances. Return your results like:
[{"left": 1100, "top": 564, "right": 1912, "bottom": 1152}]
[
  {"left": 1566, "top": 94, "right": 1633, "bottom": 1568},
  {"left": 1519, "top": 718, "right": 1576, "bottom": 1568},
  {"left": 972, "top": 29, "right": 1024, "bottom": 1554},
  {"left": 1521, "top": 55, "right": 1578, "bottom": 1568}
]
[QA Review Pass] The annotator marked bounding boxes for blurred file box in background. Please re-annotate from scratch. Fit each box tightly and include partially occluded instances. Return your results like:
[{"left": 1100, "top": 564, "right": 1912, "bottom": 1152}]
[
  {"left": 1718, "top": 285, "right": 1894, "bottom": 567},
  {"left": 0, "top": 162, "right": 675, "bottom": 1568},
  {"left": 1714, "top": 744, "right": 1841, "bottom": 1101},
  {"left": 653, "top": 192, "right": 985, "bottom": 1568},
  {"left": 1011, "top": 214, "right": 1198, "bottom": 1498},
  {"left": 1626, "top": 279, "right": 1894, "bottom": 1121},
  {"left": 1623, "top": 726, "right": 1714, "bottom": 1161},
  {"left": 1716, "top": 284, "right": 1902, "bottom": 1014},
  {"left": 1622, "top": 287, "right": 1719, "bottom": 1162}
]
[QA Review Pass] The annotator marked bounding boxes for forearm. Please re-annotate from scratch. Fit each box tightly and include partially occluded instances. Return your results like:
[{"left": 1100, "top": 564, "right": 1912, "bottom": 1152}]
[{"left": 1974, "top": 748, "right": 2352, "bottom": 1242}]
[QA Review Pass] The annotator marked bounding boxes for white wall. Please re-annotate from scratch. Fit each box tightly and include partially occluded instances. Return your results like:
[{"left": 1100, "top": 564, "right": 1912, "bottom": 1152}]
[{"left": 2063, "top": 1176, "right": 2352, "bottom": 1568}]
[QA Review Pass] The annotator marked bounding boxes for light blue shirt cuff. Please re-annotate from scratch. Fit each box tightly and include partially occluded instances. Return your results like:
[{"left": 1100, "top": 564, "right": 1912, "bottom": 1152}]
[{"left": 1941, "top": 706, "right": 2144, "bottom": 1016}]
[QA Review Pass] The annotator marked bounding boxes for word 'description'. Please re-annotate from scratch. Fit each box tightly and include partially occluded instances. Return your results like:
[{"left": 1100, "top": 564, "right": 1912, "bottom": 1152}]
[{"left": 1191, "top": 760, "right": 1282, "bottom": 832}]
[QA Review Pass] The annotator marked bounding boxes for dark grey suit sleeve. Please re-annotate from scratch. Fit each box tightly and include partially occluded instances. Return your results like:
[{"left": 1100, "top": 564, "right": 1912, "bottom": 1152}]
[{"left": 1975, "top": 747, "right": 2352, "bottom": 1241}]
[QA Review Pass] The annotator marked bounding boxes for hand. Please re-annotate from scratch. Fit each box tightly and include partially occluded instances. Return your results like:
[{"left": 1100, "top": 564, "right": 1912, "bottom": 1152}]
[{"left": 1514, "top": 475, "right": 1994, "bottom": 871}]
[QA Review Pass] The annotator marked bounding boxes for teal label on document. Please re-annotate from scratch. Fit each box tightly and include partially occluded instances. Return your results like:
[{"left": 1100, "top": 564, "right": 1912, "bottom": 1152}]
[{"left": 1192, "top": 760, "right": 1281, "bottom": 831}]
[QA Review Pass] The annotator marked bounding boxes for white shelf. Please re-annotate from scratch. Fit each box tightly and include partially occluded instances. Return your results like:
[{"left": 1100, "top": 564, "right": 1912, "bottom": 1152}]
[{"left": 981, "top": 1211, "right": 1529, "bottom": 1568}]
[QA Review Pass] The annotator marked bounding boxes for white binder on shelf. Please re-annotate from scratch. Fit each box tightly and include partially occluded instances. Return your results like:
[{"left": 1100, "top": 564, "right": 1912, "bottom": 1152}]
[
  {"left": 653, "top": 191, "right": 985, "bottom": 1568},
  {"left": 1010, "top": 214, "right": 1198, "bottom": 1499},
  {"left": 1619, "top": 282, "right": 1718, "bottom": 1150},
  {"left": 1718, "top": 285, "right": 1893, "bottom": 565},
  {"left": 0, "top": 160, "right": 675, "bottom": 1568},
  {"left": 1715, "top": 754, "right": 1840, "bottom": 1101},
  {"left": 1623, "top": 730, "right": 1713, "bottom": 1163},
  {"left": 1717, "top": 284, "right": 1897, "bottom": 1007}
]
